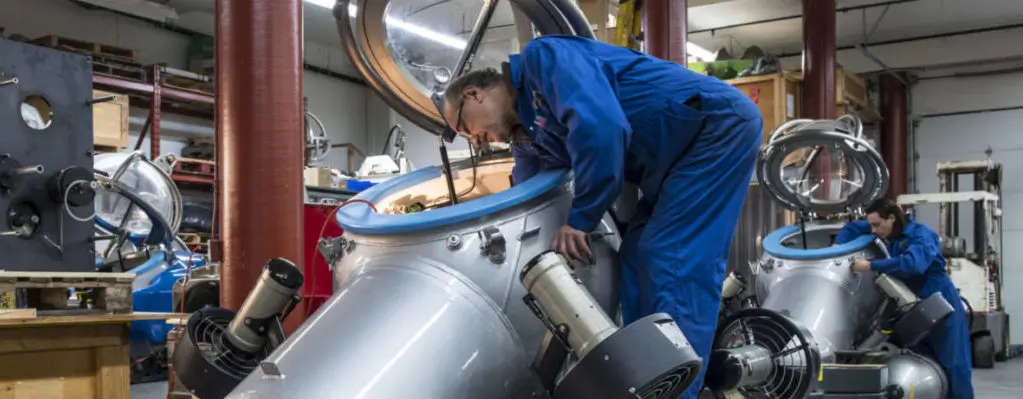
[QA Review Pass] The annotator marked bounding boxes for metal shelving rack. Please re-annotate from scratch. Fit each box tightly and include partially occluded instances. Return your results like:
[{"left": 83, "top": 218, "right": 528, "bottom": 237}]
[{"left": 91, "top": 66, "right": 216, "bottom": 186}]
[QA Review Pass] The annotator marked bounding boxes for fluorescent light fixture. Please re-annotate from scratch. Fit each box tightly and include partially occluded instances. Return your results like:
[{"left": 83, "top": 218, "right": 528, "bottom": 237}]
[
  {"left": 304, "top": 0, "right": 467, "bottom": 49},
  {"left": 686, "top": 42, "right": 716, "bottom": 61}
]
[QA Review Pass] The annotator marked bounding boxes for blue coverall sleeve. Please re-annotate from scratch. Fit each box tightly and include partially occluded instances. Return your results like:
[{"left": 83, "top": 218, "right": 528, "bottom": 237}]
[
  {"left": 519, "top": 39, "right": 632, "bottom": 232},
  {"left": 834, "top": 220, "right": 872, "bottom": 244},
  {"left": 511, "top": 144, "right": 540, "bottom": 185},
  {"left": 870, "top": 230, "right": 938, "bottom": 275}
]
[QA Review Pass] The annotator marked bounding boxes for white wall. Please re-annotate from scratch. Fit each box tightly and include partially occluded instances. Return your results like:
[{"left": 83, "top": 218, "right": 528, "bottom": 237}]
[
  {"left": 910, "top": 71, "right": 1023, "bottom": 344},
  {"left": 0, "top": 0, "right": 388, "bottom": 163}
]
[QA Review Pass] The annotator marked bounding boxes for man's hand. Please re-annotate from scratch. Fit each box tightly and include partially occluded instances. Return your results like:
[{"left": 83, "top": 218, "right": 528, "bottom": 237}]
[
  {"left": 852, "top": 259, "right": 872, "bottom": 272},
  {"left": 552, "top": 225, "right": 594, "bottom": 264}
]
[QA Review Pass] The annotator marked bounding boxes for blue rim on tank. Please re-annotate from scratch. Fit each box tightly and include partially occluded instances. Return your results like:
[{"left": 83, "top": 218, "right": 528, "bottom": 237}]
[
  {"left": 337, "top": 165, "right": 569, "bottom": 235},
  {"left": 762, "top": 225, "right": 878, "bottom": 260}
]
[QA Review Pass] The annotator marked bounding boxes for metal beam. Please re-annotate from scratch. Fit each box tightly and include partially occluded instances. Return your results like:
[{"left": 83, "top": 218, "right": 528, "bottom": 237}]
[
  {"left": 803, "top": 0, "right": 836, "bottom": 200},
  {"left": 880, "top": 73, "right": 908, "bottom": 200},
  {"left": 689, "top": 0, "right": 919, "bottom": 35},
  {"left": 643, "top": 0, "right": 688, "bottom": 66}
]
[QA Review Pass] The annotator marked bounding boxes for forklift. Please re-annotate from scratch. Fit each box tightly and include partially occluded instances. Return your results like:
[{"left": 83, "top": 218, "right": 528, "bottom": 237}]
[{"left": 897, "top": 159, "right": 1011, "bottom": 368}]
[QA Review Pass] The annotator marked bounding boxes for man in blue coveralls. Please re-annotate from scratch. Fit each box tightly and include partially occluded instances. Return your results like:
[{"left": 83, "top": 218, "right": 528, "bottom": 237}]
[
  {"left": 441, "top": 35, "right": 763, "bottom": 397},
  {"left": 835, "top": 198, "right": 974, "bottom": 398}
]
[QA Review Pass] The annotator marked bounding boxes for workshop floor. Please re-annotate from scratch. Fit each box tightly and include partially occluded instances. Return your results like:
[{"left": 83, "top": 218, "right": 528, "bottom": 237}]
[{"left": 132, "top": 357, "right": 1023, "bottom": 398}]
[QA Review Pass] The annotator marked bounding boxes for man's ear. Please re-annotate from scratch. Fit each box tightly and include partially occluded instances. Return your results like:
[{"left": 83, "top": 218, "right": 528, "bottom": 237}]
[{"left": 464, "top": 86, "right": 483, "bottom": 102}]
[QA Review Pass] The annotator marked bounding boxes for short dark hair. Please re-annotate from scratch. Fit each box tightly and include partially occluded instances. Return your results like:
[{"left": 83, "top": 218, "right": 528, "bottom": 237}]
[
  {"left": 443, "top": 67, "right": 505, "bottom": 106},
  {"left": 865, "top": 198, "right": 907, "bottom": 235}
]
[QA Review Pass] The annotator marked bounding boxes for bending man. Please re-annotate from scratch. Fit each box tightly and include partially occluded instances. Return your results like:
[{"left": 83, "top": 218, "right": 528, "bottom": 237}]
[{"left": 441, "top": 35, "right": 762, "bottom": 398}]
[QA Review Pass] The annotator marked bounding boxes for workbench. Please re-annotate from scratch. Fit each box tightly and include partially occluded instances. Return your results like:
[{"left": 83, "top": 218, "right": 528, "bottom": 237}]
[{"left": 0, "top": 312, "right": 181, "bottom": 399}]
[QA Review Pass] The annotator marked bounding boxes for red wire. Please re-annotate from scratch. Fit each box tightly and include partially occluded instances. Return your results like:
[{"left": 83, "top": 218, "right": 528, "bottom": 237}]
[
  {"left": 166, "top": 248, "right": 196, "bottom": 398},
  {"left": 161, "top": 197, "right": 374, "bottom": 398},
  {"left": 308, "top": 199, "right": 378, "bottom": 315}
]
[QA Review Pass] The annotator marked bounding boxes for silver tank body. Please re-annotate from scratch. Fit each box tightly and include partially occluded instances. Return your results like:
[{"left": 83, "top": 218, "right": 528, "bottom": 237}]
[
  {"left": 885, "top": 352, "right": 949, "bottom": 399},
  {"left": 229, "top": 157, "right": 620, "bottom": 398},
  {"left": 754, "top": 222, "right": 888, "bottom": 361},
  {"left": 228, "top": 257, "right": 546, "bottom": 399},
  {"left": 333, "top": 173, "right": 622, "bottom": 355}
]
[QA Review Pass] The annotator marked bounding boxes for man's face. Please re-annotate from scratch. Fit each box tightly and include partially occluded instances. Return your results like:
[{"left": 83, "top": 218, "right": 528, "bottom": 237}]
[
  {"left": 443, "top": 85, "right": 517, "bottom": 147},
  {"left": 866, "top": 212, "right": 895, "bottom": 239}
]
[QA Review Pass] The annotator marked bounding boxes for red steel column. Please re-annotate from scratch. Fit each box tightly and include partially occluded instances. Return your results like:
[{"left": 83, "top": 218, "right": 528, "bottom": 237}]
[
  {"left": 802, "top": 0, "right": 836, "bottom": 200},
  {"left": 643, "top": 0, "right": 688, "bottom": 66},
  {"left": 215, "top": 0, "right": 305, "bottom": 310},
  {"left": 880, "top": 73, "right": 909, "bottom": 199},
  {"left": 802, "top": 0, "right": 836, "bottom": 118}
]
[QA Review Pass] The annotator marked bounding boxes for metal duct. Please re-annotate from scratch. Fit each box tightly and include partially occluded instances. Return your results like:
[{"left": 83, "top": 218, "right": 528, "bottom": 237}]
[
  {"left": 129, "top": 109, "right": 214, "bottom": 138},
  {"left": 227, "top": 260, "right": 545, "bottom": 399}
]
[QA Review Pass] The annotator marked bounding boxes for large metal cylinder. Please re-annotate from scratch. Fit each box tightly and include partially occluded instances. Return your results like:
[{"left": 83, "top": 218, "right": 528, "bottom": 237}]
[
  {"left": 225, "top": 258, "right": 303, "bottom": 353},
  {"left": 521, "top": 250, "right": 617, "bottom": 359},
  {"left": 756, "top": 223, "right": 888, "bottom": 361},
  {"left": 885, "top": 352, "right": 948, "bottom": 398},
  {"left": 333, "top": 157, "right": 621, "bottom": 357},
  {"left": 227, "top": 258, "right": 545, "bottom": 398}
]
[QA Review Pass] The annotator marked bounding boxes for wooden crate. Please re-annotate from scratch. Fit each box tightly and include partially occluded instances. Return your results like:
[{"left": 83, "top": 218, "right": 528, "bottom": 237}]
[
  {"left": 29, "top": 35, "right": 138, "bottom": 62},
  {"left": 0, "top": 312, "right": 179, "bottom": 399},
  {"left": 92, "top": 89, "right": 130, "bottom": 149},
  {"left": 836, "top": 66, "right": 868, "bottom": 109},
  {"left": 0, "top": 271, "right": 134, "bottom": 314},
  {"left": 725, "top": 71, "right": 803, "bottom": 144}
]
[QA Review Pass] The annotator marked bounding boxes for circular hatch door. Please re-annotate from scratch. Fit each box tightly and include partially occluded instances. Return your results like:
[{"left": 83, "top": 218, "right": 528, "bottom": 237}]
[
  {"left": 756, "top": 117, "right": 889, "bottom": 214},
  {"left": 336, "top": 0, "right": 594, "bottom": 138}
]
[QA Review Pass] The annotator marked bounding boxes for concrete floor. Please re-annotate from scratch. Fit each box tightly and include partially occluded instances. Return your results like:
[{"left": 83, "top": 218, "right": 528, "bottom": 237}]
[{"left": 132, "top": 357, "right": 1023, "bottom": 398}]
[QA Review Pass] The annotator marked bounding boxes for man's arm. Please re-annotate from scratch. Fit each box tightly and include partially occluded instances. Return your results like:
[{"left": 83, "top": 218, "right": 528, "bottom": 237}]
[
  {"left": 511, "top": 143, "right": 540, "bottom": 185},
  {"left": 869, "top": 231, "right": 938, "bottom": 275},
  {"left": 834, "top": 220, "right": 872, "bottom": 245},
  {"left": 519, "top": 39, "right": 632, "bottom": 232}
]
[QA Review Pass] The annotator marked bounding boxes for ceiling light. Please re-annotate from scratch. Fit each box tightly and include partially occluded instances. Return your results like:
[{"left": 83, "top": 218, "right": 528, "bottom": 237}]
[
  {"left": 686, "top": 42, "right": 716, "bottom": 61},
  {"left": 304, "top": 0, "right": 467, "bottom": 50}
]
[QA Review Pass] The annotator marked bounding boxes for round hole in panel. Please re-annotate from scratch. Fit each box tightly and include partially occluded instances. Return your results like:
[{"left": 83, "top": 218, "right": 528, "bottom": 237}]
[
  {"left": 757, "top": 118, "right": 889, "bottom": 214},
  {"left": 21, "top": 94, "right": 53, "bottom": 130}
]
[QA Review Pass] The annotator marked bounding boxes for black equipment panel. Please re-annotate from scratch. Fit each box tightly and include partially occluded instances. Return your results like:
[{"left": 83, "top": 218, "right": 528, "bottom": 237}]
[{"left": 0, "top": 38, "right": 96, "bottom": 272}]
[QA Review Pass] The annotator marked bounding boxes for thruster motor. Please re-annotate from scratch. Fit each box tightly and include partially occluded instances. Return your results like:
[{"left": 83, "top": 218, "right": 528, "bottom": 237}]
[{"left": 520, "top": 250, "right": 703, "bottom": 399}]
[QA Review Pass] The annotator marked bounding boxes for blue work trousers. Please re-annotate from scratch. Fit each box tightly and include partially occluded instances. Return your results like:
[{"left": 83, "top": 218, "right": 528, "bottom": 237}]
[{"left": 619, "top": 105, "right": 761, "bottom": 399}]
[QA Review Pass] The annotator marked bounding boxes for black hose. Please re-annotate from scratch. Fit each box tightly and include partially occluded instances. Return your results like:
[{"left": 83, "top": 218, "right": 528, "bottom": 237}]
[
  {"left": 961, "top": 294, "right": 975, "bottom": 332},
  {"left": 456, "top": 140, "right": 478, "bottom": 199},
  {"left": 381, "top": 124, "right": 401, "bottom": 155}
]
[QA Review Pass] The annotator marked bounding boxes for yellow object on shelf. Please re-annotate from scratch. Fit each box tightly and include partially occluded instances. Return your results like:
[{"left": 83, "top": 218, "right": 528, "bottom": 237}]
[
  {"left": 613, "top": 0, "right": 642, "bottom": 50},
  {"left": 92, "top": 89, "right": 130, "bottom": 150}
]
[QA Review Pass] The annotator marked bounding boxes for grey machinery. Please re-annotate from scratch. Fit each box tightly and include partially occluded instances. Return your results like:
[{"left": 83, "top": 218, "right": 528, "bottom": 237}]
[
  {"left": 0, "top": 37, "right": 98, "bottom": 272},
  {"left": 707, "top": 117, "right": 956, "bottom": 399}
]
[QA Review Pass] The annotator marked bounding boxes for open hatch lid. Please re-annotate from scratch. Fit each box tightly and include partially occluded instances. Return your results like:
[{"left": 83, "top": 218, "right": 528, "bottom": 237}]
[
  {"left": 335, "top": 0, "right": 594, "bottom": 139},
  {"left": 756, "top": 116, "right": 890, "bottom": 215}
]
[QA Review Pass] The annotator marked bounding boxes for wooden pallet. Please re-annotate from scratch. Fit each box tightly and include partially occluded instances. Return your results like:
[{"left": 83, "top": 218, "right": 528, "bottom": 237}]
[
  {"left": 92, "top": 59, "right": 146, "bottom": 82},
  {"left": 93, "top": 145, "right": 126, "bottom": 155},
  {"left": 174, "top": 157, "right": 215, "bottom": 176},
  {"left": 30, "top": 35, "right": 138, "bottom": 62},
  {"left": 0, "top": 271, "right": 134, "bottom": 315}
]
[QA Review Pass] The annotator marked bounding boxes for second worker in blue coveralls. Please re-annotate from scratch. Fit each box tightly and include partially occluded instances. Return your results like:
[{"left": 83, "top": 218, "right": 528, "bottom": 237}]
[
  {"left": 442, "top": 35, "right": 763, "bottom": 397},
  {"left": 836, "top": 199, "right": 974, "bottom": 398}
]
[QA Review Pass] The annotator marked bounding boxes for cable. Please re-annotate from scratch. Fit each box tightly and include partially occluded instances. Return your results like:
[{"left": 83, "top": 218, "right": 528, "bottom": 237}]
[
  {"left": 166, "top": 247, "right": 195, "bottom": 399},
  {"left": 455, "top": 140, "right": 477, "bottom": 199},
  {"left": 961, "top": 295, "right": 975, "bottom": 332},
  {"left": 64, "top": 180, "right": 98, "bottom": 222},
  {"left": 382, "top": 124, "right": 401, "bottom": 156},
  {"left": 308, "top": 198, "right": 378, "bottom": 328}
]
